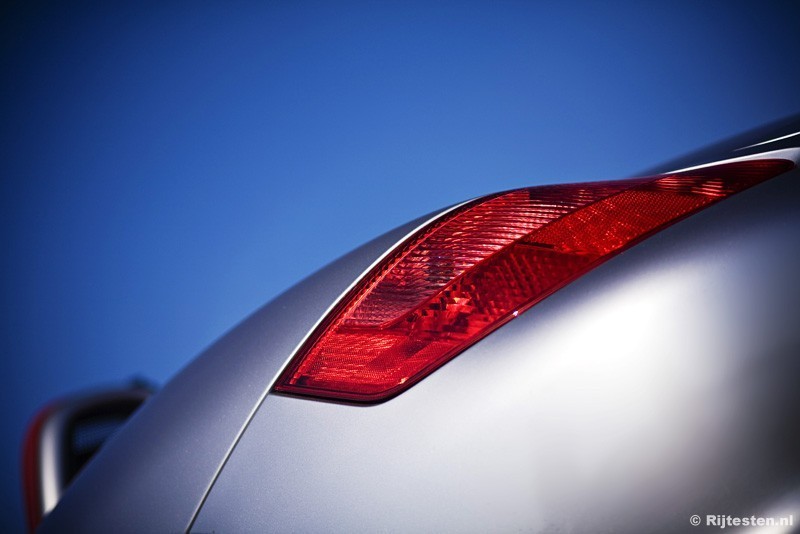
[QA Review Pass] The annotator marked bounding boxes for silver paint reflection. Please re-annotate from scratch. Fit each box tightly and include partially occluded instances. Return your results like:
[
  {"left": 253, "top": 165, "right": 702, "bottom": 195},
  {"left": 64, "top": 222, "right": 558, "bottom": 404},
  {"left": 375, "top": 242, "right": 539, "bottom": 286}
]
[{"left": 193, "top": 169, "right": 800, "bottom": 532}]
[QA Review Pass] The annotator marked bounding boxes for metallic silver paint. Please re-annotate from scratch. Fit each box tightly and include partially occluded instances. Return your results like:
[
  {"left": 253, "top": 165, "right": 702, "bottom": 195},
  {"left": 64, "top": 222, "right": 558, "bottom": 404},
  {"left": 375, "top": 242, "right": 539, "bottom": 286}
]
[
  {"left": 665, "top": 147, "right": 800, "bottom": 173},
  {"left": 38, "top": 214, "right": 442, "bottom": 533},
  {"left": 192, "top": 167, "right": 800, "bottom": 533},
  {"left": 38, "top": 115, "right": 800, "bottom": 533}
]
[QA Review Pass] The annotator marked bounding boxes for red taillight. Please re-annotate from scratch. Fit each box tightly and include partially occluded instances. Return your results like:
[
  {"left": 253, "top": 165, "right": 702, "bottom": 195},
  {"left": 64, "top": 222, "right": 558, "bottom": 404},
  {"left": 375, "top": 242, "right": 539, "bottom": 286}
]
[{"left": 274, "top": 159, "right": 794, "bottom": 403}]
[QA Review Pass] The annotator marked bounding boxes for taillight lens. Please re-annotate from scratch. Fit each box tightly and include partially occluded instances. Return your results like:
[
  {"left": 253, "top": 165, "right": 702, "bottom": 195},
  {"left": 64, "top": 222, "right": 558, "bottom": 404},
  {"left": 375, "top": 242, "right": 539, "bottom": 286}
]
[{"left": 274, "top": 159, "right": 794, "bottom": 403}]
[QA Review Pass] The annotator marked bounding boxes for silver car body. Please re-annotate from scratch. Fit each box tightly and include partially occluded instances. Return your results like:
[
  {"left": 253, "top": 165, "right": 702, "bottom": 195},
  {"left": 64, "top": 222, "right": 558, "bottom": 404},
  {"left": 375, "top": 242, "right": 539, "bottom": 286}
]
[{"left": 39, "top": 117, "right": 800, "bottom": 533}]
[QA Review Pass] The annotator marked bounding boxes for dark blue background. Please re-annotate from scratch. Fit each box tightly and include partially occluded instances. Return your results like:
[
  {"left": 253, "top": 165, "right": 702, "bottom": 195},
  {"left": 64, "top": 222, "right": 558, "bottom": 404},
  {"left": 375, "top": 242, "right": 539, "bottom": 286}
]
[{"left": 2, "top": 1, "right": 799, "bottom": 529}]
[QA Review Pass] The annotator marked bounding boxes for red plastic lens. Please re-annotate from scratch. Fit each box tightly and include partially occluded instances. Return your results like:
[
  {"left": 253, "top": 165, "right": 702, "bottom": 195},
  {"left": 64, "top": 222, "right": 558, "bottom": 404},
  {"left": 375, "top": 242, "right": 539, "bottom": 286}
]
[{"left": 274, "top": 159, "right": 794, "bottom": 403}]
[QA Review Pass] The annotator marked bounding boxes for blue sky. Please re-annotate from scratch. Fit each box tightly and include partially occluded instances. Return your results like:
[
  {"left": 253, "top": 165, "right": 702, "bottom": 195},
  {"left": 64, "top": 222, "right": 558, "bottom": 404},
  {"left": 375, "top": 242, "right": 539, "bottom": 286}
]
[{"left": 2, "top": 1, "right": 799, "bottom": 528}]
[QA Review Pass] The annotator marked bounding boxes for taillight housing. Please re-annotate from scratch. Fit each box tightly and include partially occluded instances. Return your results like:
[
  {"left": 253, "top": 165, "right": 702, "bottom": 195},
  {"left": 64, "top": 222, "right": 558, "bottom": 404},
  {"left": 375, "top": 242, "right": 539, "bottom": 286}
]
[{"left": 274, "top": 159, "right": 794, "bottom": 403}]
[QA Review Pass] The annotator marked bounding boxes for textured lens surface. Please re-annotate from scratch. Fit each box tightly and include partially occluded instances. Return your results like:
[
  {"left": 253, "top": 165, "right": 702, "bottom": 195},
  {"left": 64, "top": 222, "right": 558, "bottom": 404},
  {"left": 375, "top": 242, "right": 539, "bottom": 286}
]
[{"left": 275, "top": 159, "right": 794, "bottom": 403}]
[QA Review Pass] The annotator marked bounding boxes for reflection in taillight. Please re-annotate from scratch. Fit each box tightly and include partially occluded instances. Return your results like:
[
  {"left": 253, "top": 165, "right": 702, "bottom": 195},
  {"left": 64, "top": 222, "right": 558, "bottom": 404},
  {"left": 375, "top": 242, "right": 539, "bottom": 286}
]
[{"left": 274, "top": 159, "right": 794, "bottom": 403}]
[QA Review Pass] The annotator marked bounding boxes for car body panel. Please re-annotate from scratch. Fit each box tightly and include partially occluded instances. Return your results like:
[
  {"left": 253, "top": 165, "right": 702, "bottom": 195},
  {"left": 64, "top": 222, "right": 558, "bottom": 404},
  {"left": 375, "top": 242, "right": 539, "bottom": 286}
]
[
  {"left": 192, "top": 167, "right": 800, "bottom": 533},
  {"left": 37, "top": 213, "right": 442, "bottom": 533},
  {"left": 38, "top": 116, "right": 800, "bottom": 532}
]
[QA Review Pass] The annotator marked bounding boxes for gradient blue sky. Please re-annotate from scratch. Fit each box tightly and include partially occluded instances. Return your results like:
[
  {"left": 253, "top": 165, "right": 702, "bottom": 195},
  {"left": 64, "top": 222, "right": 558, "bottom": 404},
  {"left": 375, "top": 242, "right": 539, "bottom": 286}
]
[{"left": 2, "top": 1, "right": 799, "bottom": 528}]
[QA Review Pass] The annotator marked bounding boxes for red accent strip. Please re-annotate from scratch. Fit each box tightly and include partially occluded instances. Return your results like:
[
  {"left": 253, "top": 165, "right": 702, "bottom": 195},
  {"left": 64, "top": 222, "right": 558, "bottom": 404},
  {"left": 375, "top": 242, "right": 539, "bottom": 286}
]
[{"left": 22, "top": 403, "right": 55, "bottom": 533}]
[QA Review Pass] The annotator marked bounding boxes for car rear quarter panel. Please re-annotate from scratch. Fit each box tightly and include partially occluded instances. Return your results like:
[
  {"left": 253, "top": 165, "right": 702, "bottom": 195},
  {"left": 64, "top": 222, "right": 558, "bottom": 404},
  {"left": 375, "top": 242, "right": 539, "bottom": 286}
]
[
  {"left": 193, "top": 167, "right": 800, "bottom": 533},
  {"left": 39, "top": 120, "right": 800, "bottom": 532}
]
